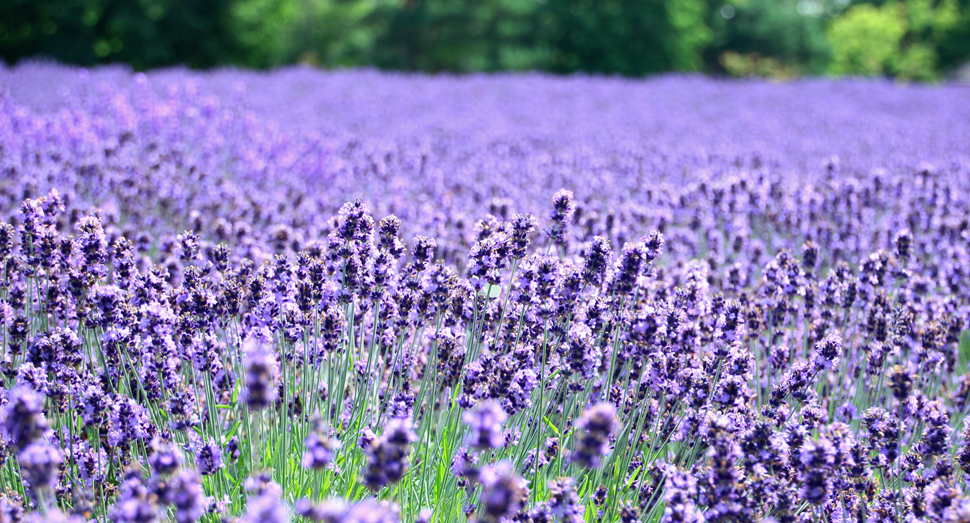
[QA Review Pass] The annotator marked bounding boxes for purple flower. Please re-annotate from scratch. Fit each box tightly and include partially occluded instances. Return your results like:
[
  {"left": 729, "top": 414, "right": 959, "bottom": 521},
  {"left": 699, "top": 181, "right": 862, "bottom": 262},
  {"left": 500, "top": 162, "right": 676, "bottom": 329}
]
[
  {"left": 545, "top": 189, "right": 574, "bottom": 250},
  {"left": 303, "top": 421, "right": 341, "bottom": 471},
  {"left": 548, "top": 477, "right": 584, "bottom": 523},
  {"left": 177, "top": 231, "right": 200, "bottom": 262},
  {"left": 0, "top": 386, "right": 50, "bottom": 450},
  {"left": 661, "top": 466, "right": 703, "bottom": 523},
  {"left": 812, "top": 334, "right": 842, "bottom": 371},
  {"left": 245, "top": 472, "right": 283, "bottom": 498},
  {"left": 462, "top": 400, "right": 508, "bottom": 451},
  {"left": 149, "top": 440, "right": 184, "bottom": 476},
  {"left": 18, "top": 441, "right": 62, "bottom": 493},
  {"left": 478, "top": 462, "right": 529, "bottom": 522},
  {"left": 797, "top": 438, "right": 836, "bottom": 505},
  {"left": 295, "top": 498, "right": 400, "bottom": 523},
  {"left": 109, "top": 472, "right": 159, "bottom": 523},
  {"left": 195, "top": 441, "right": 224, "bottom": 476},
  {"left": 362, "top": 419, "right": 417, "bottom": 491},
  {"left": 451, "top": 446, "right": 480, "bottom": 484},
  {"left": 565, "top": 323, "right": 599, "bottom": 380},
  {"left": 887, "top": 364, "right": 916, "bottom": 402},
  {"left": 414, "top": 508, "right": 432, "bottom": 523},
  {"left": 411, "top": 237, "right": 436, "bottom": 271},
  {"left": 510, "top": 213, "right": 538, "bottom": 259},
  {"left": 241, "top": 338, "right": 280, "bottom": 411},
  {"left": 240, "top": 491, "right": 289, "bottom": 523},
  {"left": 76, "top": 213, "right": 108, "bottom": 280},
  {"left": 169, "top": 470, "right": 206, "bottom": 523},
  {"left": 107, "top": 396, "right": 153, "bottom": 448},
  {"left": 581, "top": 236, "right": 612, "bottom": 287},
  {"left": 378, "top": 216, "right": 406, "bottom": 259},
  {"left": 23, "top": 509, "right": 86, "bottom": 523},
  {"left": 572, "top": 402, "right": 618, "bottom": 469}
]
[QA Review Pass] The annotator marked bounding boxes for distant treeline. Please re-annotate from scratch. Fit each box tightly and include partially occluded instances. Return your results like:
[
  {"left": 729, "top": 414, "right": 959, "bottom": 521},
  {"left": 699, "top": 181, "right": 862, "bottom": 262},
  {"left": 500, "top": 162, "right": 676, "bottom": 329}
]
[{"left": 2, "top": 0, "right": 968, "bottom": 79}]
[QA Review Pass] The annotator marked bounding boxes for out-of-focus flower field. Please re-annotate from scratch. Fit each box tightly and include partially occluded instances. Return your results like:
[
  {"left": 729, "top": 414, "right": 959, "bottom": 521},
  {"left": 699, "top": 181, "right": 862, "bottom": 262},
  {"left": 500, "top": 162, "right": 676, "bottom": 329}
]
[{"left": 0, "top": 62, "right": 969, "bottom": 523}]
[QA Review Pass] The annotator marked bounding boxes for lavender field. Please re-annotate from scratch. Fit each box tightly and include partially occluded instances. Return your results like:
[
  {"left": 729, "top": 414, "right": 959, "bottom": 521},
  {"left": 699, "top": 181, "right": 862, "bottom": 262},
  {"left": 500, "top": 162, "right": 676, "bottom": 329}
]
[{"left": 0, "top": 62, "right": 969, "bottom": 523}]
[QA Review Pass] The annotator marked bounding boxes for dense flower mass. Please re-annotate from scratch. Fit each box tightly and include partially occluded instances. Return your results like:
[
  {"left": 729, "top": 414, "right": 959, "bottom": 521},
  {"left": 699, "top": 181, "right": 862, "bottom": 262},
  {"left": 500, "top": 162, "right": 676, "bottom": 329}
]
[{"left": 0, "top": 63, "right": 968, "bottom": 522}]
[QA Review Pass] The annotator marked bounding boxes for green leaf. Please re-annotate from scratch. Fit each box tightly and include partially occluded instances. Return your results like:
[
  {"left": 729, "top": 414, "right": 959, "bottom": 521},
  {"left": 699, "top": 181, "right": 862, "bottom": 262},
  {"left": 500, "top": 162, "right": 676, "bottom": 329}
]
[
  {"left": 225, "top": 421, "right": 243, "bottom": 439},
  {"left": 626, "top": 464, "right": 643, "bottom": 488},
  {"left": 958, "top": 331, "right": 970, "bottom": 374},
  {"left": 542, "top": 416, "right": 561, "bottom": 436}
]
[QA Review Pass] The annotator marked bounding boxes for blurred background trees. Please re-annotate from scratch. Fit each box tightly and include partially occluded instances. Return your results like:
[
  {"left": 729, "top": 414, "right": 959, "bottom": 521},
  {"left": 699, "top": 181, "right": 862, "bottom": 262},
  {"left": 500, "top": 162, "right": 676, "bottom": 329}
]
[
  {"left": 1, "top": 0, "right": 968, "bottom": 79},
  {"left": 705, "top": 0, "right": 831, "bottom": 78},
  {"left": 0, "top": 0, "right": 238, "bottom": 69},
  {"left": 827, "top": 0, "right": 961, "bottom": 79}
]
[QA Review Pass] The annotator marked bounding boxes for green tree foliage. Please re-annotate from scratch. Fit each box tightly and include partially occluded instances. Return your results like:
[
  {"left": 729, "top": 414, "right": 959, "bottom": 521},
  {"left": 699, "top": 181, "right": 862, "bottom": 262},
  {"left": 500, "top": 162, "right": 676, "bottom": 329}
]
[
  {"left": 0, "top": 0, "right": 238, "bottom": 69},
  {"left": 368, "top": 0, "right": 711, "bottom": 74},
  {"left": 0, "top": 0, "right": 712, "bottom": 76},
  {"left": 368, "top": 0, "right": 547, "bottom": 72},
  {"left": 828, "top": 0, "right": 961, "bottom": 79},
  {"left": 231, "top": 0, "right": 385, "bottom": 69},
  {"left": 705, "top": 0, "right": 831, "bottom": 76},
  {"left": 827, "top": 3, "right": 907, "bottom": 75},
  {"left": 937, "top": 0, "right": 970, "bottom": 71},
  {"left": 1, "top": 0, "right": 967, "bottom": 79},
  {"left": 535, "top": 0, "right": 712, "bottom": 75}
]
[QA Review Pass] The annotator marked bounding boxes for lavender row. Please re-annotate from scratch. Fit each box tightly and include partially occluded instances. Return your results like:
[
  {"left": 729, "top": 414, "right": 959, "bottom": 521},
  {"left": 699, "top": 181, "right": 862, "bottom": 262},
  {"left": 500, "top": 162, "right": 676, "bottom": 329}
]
[
  {"left": 0, "top": 65, "right": 968, "bottom": 523},
  {"left": 2, "top": 63, "right": 969, "bottom": 271}
]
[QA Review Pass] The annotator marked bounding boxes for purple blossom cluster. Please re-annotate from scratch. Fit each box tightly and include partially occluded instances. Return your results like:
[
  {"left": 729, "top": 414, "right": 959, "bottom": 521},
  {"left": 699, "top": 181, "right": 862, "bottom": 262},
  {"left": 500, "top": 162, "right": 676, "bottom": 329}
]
[{"left": 0, "top": 63, "right": 967, "bottom": 523}]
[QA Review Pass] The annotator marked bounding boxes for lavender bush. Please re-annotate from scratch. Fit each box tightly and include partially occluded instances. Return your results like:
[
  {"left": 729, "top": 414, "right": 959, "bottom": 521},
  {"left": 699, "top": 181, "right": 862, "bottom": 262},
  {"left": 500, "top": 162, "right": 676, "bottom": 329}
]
[{"left": 0, "top": 62, "right": 969, "bottom": 523}]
